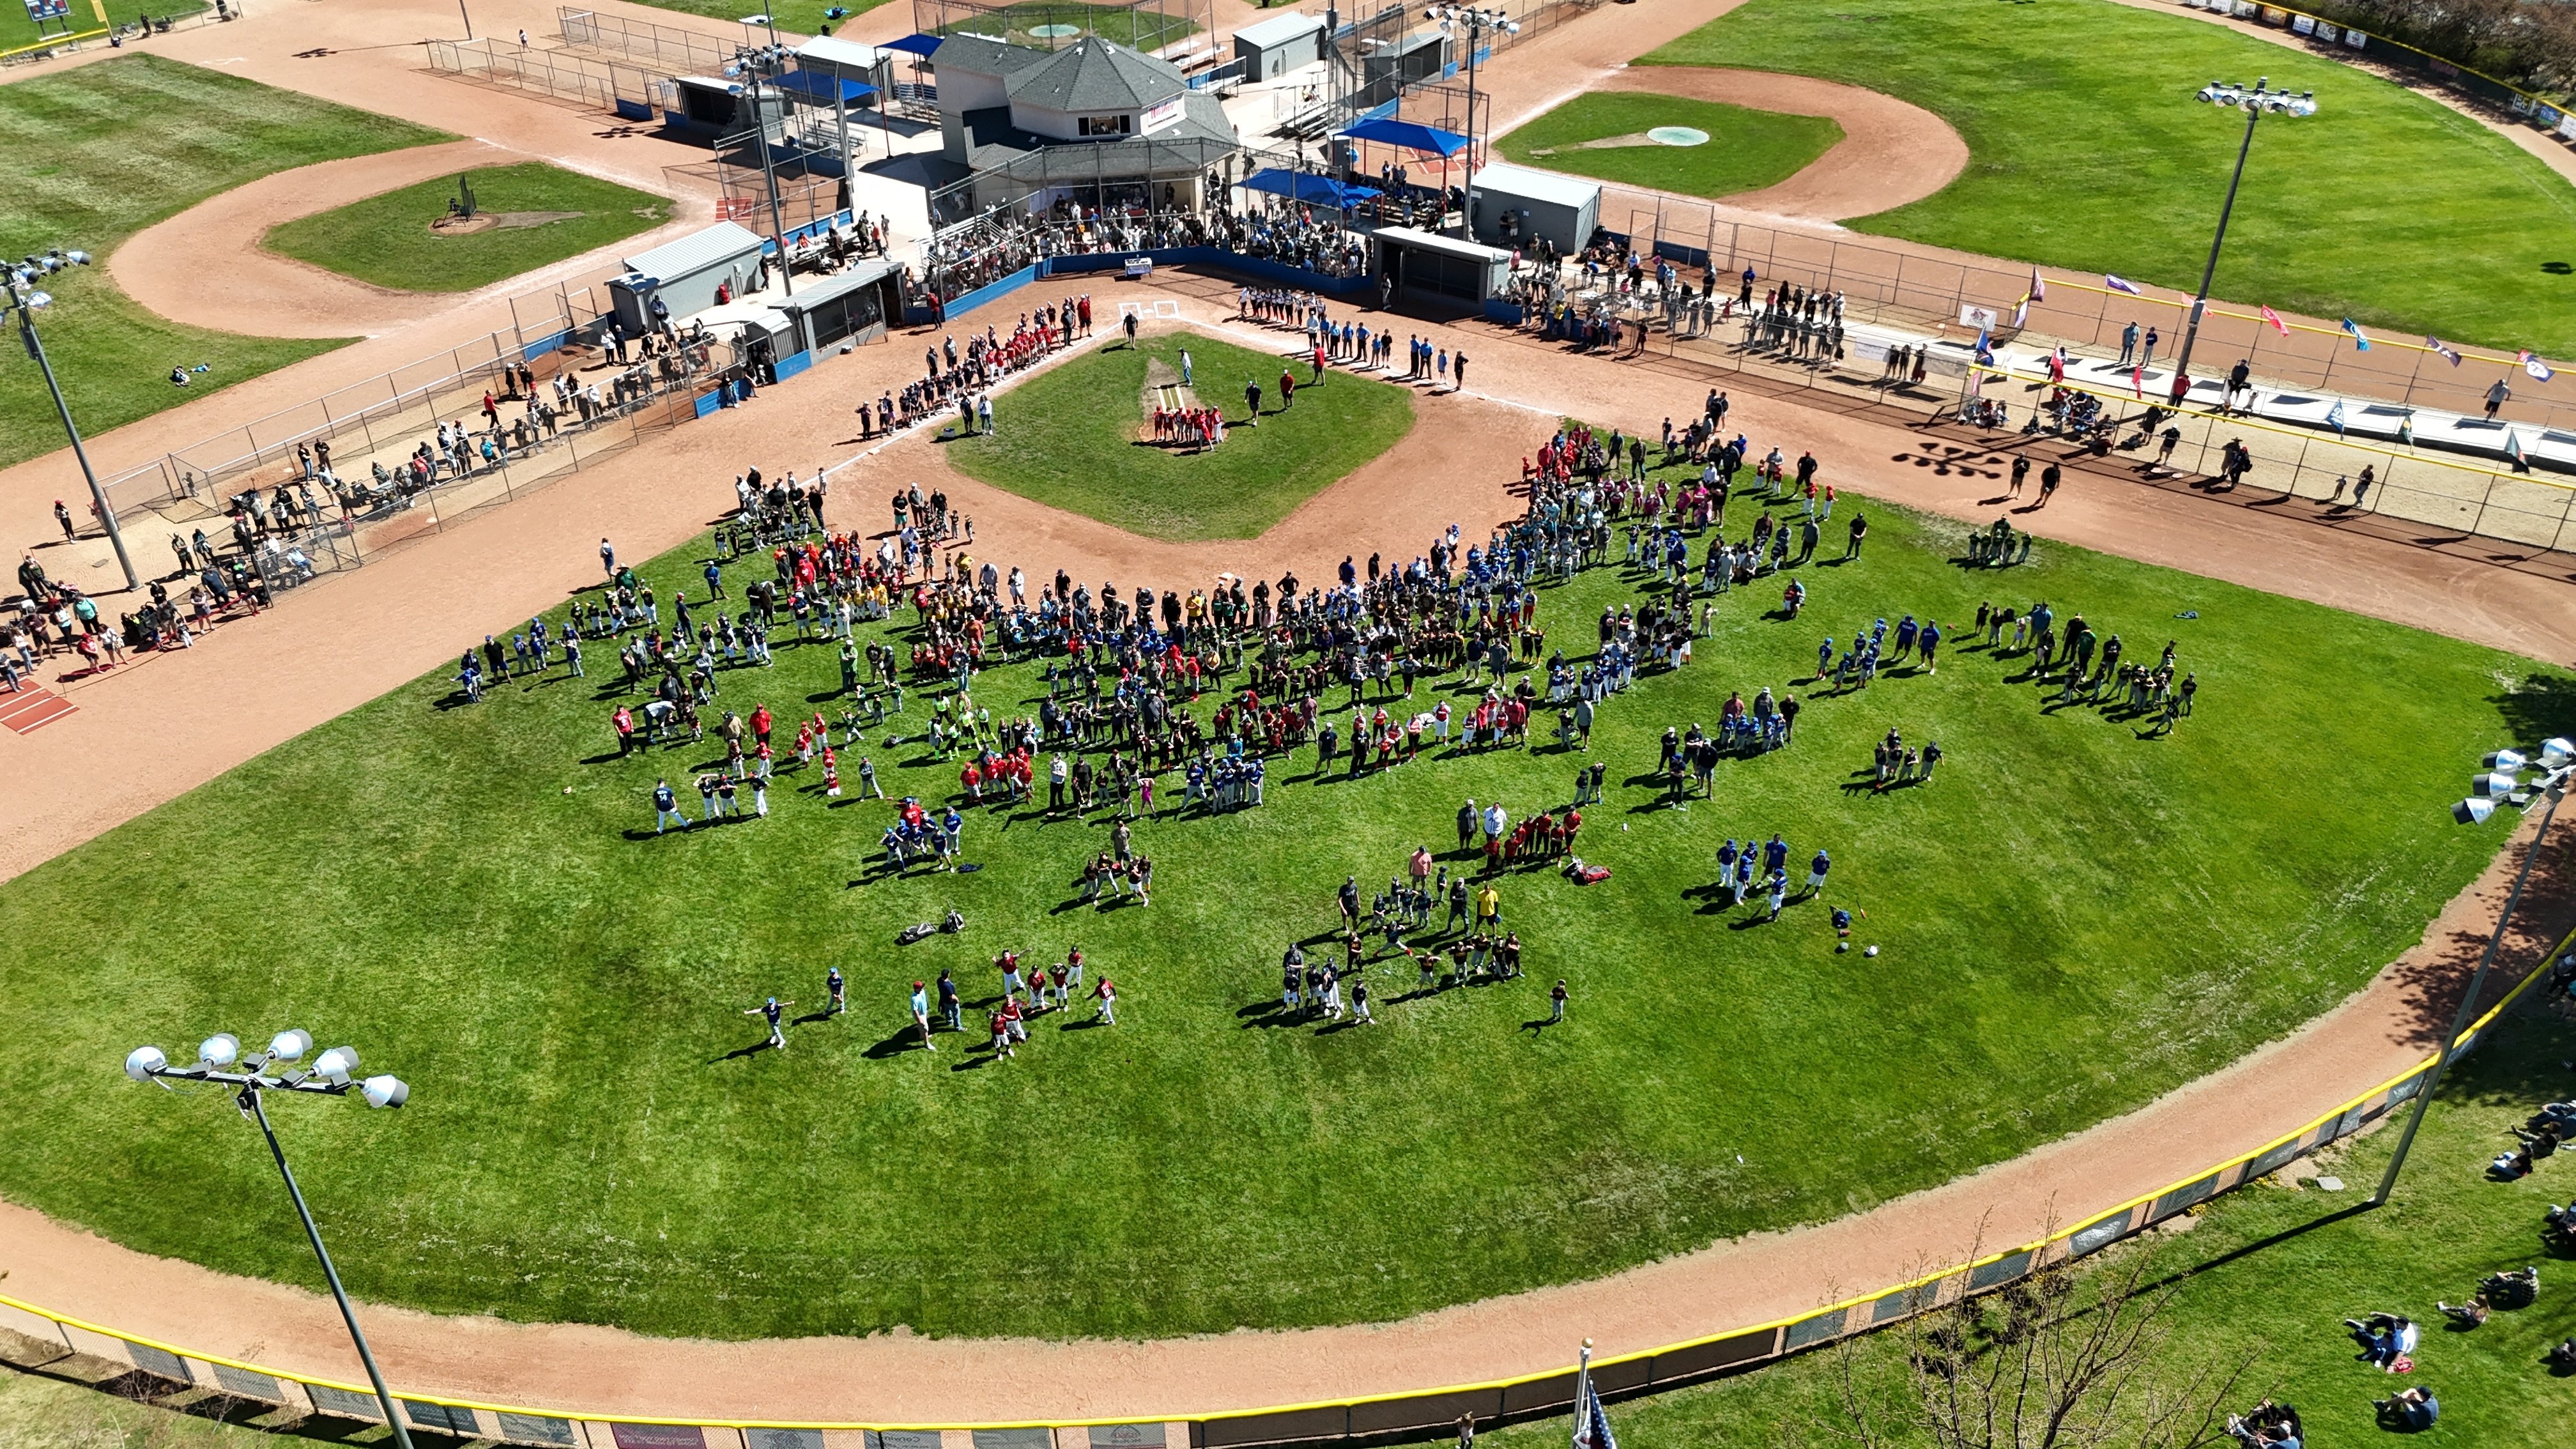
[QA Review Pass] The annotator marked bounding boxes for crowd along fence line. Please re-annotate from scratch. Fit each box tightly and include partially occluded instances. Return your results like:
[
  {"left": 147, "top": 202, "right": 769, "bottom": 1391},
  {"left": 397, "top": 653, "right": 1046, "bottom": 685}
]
[{"left": 5, "top": 932, "right": 2563, "bottom": 1448}]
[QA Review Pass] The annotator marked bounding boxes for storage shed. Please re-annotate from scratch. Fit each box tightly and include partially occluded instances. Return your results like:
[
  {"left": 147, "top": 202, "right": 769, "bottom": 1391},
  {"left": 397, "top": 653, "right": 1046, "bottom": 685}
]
[
  {"left": 1374, "top": 225, "right": 1513, "bottom": 304},
  {"left": 1469, "top": 162, "right": 1600, "bottom": 254},
  {"left": 1232, "top": 12, "right": 1324, "bottom": 80},
  {"left": 608, "top": 221, "right": 770, "bottom": 334}
]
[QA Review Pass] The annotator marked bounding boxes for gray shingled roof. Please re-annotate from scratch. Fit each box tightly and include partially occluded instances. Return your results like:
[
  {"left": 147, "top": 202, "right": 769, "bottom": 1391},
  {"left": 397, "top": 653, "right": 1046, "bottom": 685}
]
[
  {"left": 1004, "top": 38, "right": 1184, "bottom": 112},
  {"left": 929, "top": 33, "right": 1050, "bottom": 79}
]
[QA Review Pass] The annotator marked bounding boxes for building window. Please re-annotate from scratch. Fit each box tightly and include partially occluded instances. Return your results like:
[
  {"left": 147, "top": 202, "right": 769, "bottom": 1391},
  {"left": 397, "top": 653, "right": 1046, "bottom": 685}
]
[{"left": 1077, "top": 114, "right": 1132, "bottom": 136}]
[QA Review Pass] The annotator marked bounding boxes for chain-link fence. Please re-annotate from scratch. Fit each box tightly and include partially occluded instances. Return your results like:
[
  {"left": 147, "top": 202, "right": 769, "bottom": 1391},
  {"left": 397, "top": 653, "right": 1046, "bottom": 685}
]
[
  {"left": 557, "top": 6, "right": 759, "bottom": 72},
  {"left": 912, "top": 0, "right": 1216, "bottom": 56},
  {"left": 424, "top": 36, "right": 677, "bottom": 118}
]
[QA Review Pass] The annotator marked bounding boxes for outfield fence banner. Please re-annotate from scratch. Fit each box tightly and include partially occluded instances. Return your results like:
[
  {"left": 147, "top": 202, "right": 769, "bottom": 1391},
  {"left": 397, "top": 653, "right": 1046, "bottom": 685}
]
[{"left": 4, "top": 933, "right": 2561, "bottom": 1448}]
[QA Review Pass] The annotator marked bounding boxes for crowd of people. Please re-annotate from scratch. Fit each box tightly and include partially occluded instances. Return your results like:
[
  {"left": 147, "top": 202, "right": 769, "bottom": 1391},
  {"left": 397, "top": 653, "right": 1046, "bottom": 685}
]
[{"left": 917, "top": 195, "right": 1372, "bottom": 304}]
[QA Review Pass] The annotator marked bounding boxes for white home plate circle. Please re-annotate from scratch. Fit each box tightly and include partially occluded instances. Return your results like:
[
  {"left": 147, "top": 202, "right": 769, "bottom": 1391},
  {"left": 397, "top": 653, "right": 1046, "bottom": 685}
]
[{"left": 1647, "top": 125, "right": 1710, "bottom": 146}]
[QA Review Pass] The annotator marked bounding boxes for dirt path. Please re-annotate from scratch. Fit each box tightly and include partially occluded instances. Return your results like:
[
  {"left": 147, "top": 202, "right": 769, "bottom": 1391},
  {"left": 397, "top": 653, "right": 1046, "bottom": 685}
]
[
  {"left": 5, "top": 0, "right": 2576, "bottom": 1426},
  {"left": 110, "top": 139, "right": 535, "bottom": 339},
  {"left": 4, "top": 276, "right": 2575, "bottom": 1424},
  {"left": 1579, "top": 66, "right": 1970, "bottom": 223}
]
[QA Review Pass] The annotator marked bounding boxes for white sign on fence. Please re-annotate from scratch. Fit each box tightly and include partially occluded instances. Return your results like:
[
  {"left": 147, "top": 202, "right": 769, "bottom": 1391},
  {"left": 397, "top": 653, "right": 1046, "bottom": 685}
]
[{"left": 1959, "top": 303, "right": 2000, "bottom": 332}]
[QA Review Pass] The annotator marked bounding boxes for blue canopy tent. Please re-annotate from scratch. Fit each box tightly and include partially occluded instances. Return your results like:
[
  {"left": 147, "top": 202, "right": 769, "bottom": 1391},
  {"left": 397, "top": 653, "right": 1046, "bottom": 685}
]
[
  {"left": 1336, "top": 116, "right": 1472, "bottom": 223},
  {"left": 774, "top": 70, "right": 880, "bottom": 104},
  {"left": 1238, "top": 167, "right": 1382, "bottom": 212},
  {"left": 1335, "top": 116, "right": 1469, "bottom": 157},
  {"left": 881, "top": 33, "right": 944, "bottom": 56}
]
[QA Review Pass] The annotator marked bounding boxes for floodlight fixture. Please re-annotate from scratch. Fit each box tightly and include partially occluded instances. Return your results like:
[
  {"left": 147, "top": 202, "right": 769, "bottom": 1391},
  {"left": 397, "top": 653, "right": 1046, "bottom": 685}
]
[
  {"left": 2486, "top": 749, "right": 2528, "bottom": 772},
  {"left": 2475, "top": 771, "right": 2520, "bottom": 799},
  {"left": 2454, "top": 796, "right": 2496, "bottom": 825},
  {"left": 2545, "top": 737, "right": 2576, "bottom": 769},
  {"left": 122, "top": 1028, "right": 414, "bottom": 1449}
]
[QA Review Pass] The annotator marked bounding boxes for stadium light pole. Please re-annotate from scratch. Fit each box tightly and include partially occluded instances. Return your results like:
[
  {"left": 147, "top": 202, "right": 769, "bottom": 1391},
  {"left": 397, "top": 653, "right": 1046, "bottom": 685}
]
[
  {"left": 733, "top": 43, "right": 797, "bottom": 298},
  {"left": 1428, "top": 6, "right": 1517, "bottom": 241},
  {"left": 125, "top": 1031, "right": 413, "bottom": 1448},
  {"left": 2172, "top": 79, "right": 2315, "bottom": 399},
  {"left": 2370, "top": 737, "right": 2576, "bottom": 1207},
  {"left": 5, "top": 250, "right": 139, "bottom": 593}
]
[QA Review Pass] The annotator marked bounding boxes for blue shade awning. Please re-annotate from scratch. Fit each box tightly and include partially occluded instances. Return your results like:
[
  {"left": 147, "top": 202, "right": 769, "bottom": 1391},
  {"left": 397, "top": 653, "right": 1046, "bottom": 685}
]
[
  {"left": 883, "top": 32, "right": 944, "bottom": 56},
  {"left": 1239, "top": 168, "right": 1383, "bottom": 208},
  {"left": 775, "top": 68, "right": 880, "bottom": 102},
  {"left": 1336, "top": 116, "right": 1469, "bottom": 157}
]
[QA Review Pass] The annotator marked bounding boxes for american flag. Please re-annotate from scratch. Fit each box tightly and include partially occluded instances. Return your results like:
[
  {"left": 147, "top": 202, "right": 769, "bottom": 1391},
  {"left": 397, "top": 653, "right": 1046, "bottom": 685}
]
[{"left": 1570, "top": 1381, "right": 1619, "bottom": 1449}]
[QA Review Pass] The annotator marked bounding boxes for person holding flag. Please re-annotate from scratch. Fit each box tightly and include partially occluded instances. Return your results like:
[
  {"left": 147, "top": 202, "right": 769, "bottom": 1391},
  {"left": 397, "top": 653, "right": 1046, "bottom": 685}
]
[{"left": 2487, "top": 376, "right": 2512, "bottom": 420}]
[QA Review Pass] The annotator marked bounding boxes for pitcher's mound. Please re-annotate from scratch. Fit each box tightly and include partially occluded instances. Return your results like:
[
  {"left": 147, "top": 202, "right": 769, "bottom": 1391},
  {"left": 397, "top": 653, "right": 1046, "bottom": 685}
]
[{"left": 430, "top": 210, "right": 585, "bottom": 236}]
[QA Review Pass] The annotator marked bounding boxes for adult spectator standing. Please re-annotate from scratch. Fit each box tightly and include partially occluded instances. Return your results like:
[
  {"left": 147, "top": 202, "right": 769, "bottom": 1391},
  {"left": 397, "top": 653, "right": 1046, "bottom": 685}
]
[
  {"left": 599, "top": 537, "right": 617, "bottom": 579},
  {"left": 1844, "top": 511, "right": 1869, "bottom": 558}
]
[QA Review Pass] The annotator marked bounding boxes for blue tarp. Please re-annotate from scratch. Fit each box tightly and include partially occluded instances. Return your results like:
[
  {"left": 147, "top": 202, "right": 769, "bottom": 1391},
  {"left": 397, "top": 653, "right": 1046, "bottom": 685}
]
[
  {"left": 882, "top": 32, "right": 944, "bottom": 56},
  {"left": 1238, "top": 167, "right": 1382, "bottom": 209},
  {"left": 774, "top": 68, "right": 879, "bottom": 103},
  {"left": 1337, "top": 116, "right": 1469, "bottom": 157}
]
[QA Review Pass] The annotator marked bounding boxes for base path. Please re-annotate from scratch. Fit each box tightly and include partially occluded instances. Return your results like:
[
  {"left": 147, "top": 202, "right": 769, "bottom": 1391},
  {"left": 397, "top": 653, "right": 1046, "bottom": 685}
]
[
  {"left": 109, "top": 138, "right": 532, "bottom": 339},
  {"left": 1586, "top": 65, "right": 1970, "bottom": 223}
]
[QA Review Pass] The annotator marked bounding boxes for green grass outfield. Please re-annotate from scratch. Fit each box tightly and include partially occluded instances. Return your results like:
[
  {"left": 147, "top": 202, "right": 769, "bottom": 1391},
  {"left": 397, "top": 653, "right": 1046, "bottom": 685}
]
[
  {"left": 264, "top": 162, "right": 670, "bottom": 295},
  {"left": 1488, "top": 1007, "right": 2576, "bottom": 1449},
  {"left": 1643, "top": 0, "right": 2576, "bottom": 355},
  {"left": 625, "top": 0, "right": 898, "bottom": 39},
  {"left": 1496, "top": 93, "right": 1842, "bottom": 200},
  {"left": 0, "top": 56, "right": 448, "bottom": 471},
  {"left": 944, "top": 333, "right": 1416, "bottom": 540},
  {"left": 0, "top": 482, "right": 2559, "bottom": 1342}
]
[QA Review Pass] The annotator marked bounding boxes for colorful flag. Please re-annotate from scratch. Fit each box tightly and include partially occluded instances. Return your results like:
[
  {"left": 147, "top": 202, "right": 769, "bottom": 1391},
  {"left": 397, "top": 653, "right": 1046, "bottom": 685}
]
[
  {"left": 2326, "top": 399, "right": 2347, "bottom": 436},
  {"left": 2520, "top": 350, "right": 2556, "bottom": 381},
  {"left": 2426, "top": 336, "right": 2462, "bottom": 367},
  {"left": 2029, "top": 267, "right": 2046, "bottom": 303},
  {"left": 1571, "top": 1381, "right": 1620, "bottom": 1449},
  {"left": 2507, "top": 429, "right": 2529, "bottom": 469},
  {"left": 2131, "top": 365, "right": 2145, "bottom": 399},
  {"left": 1974, "top": 328, "right": 1993, "bottom": 365},
  {"left": 2105, "top": 274, "right": 2143, "bottom": 296},
  {"left": 2398, "top": 411, "right": 2414, "bottom": 447},
  {"left": 2260, "top": 305, "right": 2289, "bottom": 336},
  {"left": 2011, "top": 295, "right": 2029, "bottom": 329},
  {"left": 2340, "top": 318, "right": 2371, "bottom": 351}
]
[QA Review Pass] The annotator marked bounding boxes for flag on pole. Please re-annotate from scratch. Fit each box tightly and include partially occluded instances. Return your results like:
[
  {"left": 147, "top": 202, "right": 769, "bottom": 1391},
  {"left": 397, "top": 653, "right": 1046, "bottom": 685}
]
[
  {"left": 2426, "top": 336, "right": 2462, "bottom": 367},
  {"left": 2130, "top": 365, "right": 2145, "bottom": 399},
  {"left": 2259, "top": 305, "right": 2289, "bottom": 336},
  {"left": 2011, "top": 294, "right": 2030, "bottom": 329},
  {"left": 1571, "top": 1374, "right": 1619, "bottom": 1449},
  {"left": 1974, "top": 328, "right": 1993, "bottom": 365},
  {"left": 2340, "top": 318, "right": 2371, "bottom": 350},
  {"left": 2520, "top": 349, "right": 2556, "bottom": 381},
  {"left": 2104, "top": 274, "right": 2143, "bottom": 296},
  {"left": 2398, "top": 411, "right": 2414, "bottom": 447},
  {"left": 2506, "top": 429, "right": 2529, "bottom": 471},
  {"left": 2029, "top": 267, "right": 2046, "bottom": 303},
  {"left": 2326, "top": 399, "right": 2347, "bottom": 436}
]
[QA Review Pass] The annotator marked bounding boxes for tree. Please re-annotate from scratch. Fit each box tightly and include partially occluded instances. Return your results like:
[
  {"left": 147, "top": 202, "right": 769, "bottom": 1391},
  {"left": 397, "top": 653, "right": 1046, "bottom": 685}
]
[{"left": 1828, "top": 1250, "right": 2257, "bottom": 1449}]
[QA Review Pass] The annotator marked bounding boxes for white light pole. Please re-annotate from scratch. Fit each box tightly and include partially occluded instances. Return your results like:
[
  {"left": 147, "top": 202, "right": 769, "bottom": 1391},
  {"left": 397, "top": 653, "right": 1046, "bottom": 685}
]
[
  {"left": 1428, "top": 6, "right": 1517, "bottom": 241},
  {"left": 732, "top": 43, "right": 797, "bottom": 298},
  {"left": 126, "top": 1031, "right": 413, "bottom": 1446},
  {"left": 2372, "top": 737, "right": 2576, "bottom": 1206},
  {"left": 6, "top": 249, "right": 138, "bottom": 592},
  {"left": 2173, "top": 79, "right": 2316, "bottom": 398}
]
